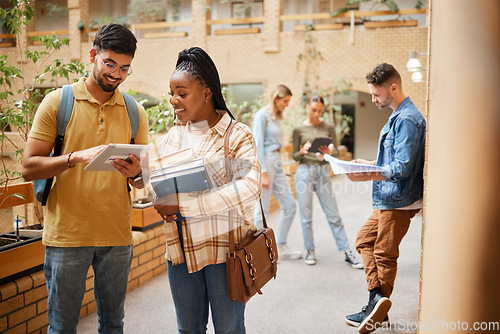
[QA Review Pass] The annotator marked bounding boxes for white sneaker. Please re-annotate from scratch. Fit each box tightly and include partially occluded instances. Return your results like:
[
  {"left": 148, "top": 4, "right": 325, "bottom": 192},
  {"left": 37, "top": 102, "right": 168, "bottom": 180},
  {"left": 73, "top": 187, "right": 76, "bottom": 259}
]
[
  {"left": 305, "top": 250, "right": 316, "bottom": 265},
  {"left": 278, "top": 244, "right": 302, "bottom": 260},
  {"left": 345, "top": 250, "right": 364, "bottom": 269}
]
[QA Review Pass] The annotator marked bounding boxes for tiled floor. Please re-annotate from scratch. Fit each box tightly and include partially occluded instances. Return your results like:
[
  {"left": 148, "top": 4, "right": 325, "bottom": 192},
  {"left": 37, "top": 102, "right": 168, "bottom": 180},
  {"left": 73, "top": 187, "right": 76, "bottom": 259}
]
[{"left": 77, "top": 174, "right": 422, "bottom": 333}]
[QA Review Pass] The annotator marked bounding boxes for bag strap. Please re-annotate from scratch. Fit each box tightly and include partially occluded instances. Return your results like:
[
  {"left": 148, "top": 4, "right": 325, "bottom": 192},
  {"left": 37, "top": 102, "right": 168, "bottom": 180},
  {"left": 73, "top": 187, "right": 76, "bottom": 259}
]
[
  {"left": 38, "top": 85, "right": 75, "bottom": 205},
  {"left": 224, "top": 121, "right": 267, "bottom": 253},
  {"left": 56, "top": 85, "right": 75, "bottom": 139},
  {"left": 122, "top": 92, "right": 139, "bottom": 144},
  {"left": 53, "top": 84, "right": 75, "bottom": 155}
]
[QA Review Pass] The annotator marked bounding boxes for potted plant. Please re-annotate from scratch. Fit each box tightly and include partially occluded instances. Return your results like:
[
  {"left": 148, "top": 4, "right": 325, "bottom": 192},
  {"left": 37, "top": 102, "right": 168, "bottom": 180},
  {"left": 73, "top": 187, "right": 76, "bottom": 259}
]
[
  {"left": 0, "top": 0, "right": 87, "bottom": 283},
  {"left": 331, "top": 0, "right": 424, "bottom": 28},
  {"left": 77, "top": 20, "right": 86, "bottom": 32},
  {"left": 0, "top": 1, "right": 87, "bottom": 200},
  {"left": 128, "top": 0, "right": 167, "bottom": 23},
  {"left": 0, "top": 182, "right": 45, "bottom": 284}
]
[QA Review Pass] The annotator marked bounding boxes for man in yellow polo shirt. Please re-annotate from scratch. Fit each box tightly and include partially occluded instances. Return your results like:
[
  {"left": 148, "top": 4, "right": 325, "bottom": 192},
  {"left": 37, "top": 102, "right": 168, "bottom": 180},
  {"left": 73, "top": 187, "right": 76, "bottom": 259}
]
[{"left": 22, "top": 24, "right": 148, "bottom": 333}]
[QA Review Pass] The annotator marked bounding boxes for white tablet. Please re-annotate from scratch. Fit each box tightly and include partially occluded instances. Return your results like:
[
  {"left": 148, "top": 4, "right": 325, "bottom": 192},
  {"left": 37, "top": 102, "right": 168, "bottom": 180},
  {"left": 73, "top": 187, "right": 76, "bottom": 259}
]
[{"left": 84, "top": 143, "right": 151, "bottom": 172}]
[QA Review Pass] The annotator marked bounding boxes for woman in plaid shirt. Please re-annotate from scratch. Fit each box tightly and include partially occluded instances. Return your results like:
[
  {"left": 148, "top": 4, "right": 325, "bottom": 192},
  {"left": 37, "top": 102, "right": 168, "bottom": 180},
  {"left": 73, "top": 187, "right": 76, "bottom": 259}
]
[{"left": 154, "top": 47, "right": 261, "bottom": 333}]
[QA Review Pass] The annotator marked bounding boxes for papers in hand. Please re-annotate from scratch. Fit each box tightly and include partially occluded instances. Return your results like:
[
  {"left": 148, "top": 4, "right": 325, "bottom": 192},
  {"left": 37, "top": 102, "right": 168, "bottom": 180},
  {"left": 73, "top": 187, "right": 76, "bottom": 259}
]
[
  {"left": 150, "top": 156, "right": 213, "bottom": 198},
  {"left": 324, "top": 154, "right": 384, "bottom": 174}
]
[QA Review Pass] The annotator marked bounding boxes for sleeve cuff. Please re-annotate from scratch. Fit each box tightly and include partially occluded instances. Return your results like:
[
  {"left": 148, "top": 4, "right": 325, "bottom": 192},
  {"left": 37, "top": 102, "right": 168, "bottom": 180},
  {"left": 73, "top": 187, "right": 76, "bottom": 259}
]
[{"left": 381, "top": 165, "right": 394, "bottom": 181}]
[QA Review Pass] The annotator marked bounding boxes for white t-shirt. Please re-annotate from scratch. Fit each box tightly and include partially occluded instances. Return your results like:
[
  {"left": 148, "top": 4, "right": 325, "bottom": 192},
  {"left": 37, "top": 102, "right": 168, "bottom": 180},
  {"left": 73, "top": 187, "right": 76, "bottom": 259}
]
[{"left": 180, "top": 122, "right": 208, "bottom": 150}]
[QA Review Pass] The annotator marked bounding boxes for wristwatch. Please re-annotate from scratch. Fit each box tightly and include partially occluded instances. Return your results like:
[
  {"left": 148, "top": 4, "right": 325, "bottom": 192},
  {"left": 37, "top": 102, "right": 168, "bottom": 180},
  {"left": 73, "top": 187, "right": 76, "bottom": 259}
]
[{"left": 132, "top": 171, "right": 143, "bottom": 182}]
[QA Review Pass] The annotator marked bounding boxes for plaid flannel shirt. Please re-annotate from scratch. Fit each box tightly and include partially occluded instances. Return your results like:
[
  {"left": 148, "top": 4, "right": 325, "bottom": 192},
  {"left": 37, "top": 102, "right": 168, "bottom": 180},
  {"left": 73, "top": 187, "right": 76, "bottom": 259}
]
[{"left": 156, "top": 112, "right": 261, "bottom": 273}]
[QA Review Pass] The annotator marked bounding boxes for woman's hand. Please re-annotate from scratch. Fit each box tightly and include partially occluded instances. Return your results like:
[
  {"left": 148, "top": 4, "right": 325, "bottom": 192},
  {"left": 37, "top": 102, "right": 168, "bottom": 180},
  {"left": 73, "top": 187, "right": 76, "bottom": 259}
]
[
  {"left": 300, "top": 141, "right": 311, "bottom": 155},
  {"left": 262, "top": 172, "right": 270, "bottom": 189},
  {"left": 316, "top": 144, "right": 332, "bottom": 161},
  {"left": 154, "top": 194, "right": 180, "bottom": 223}
]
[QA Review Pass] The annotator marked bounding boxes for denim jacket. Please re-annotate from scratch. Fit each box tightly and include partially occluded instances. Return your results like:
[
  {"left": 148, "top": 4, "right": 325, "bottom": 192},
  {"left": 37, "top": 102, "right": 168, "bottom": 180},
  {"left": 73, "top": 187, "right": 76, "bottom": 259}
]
[{"left": 373, "top": 96, "right": 426, "bottom": 209}]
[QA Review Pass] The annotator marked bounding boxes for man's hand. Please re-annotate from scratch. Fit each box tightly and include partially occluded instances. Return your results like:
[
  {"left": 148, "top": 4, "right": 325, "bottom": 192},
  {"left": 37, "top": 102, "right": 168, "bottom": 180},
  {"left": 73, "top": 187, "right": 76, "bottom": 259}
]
[
  {"left": 347, "top": 172, "right": 384, "bottom": 181},
  {"left": 110, "top": 153, "right": 142, "bottom": 179},
  {"left": 74, "top": 145, "right": 108, "bottom": 164},
  {"left": 22, "top": 138, "right": 108, "bottom": 181},
  {"left": 351, "top": 158, "right": 376, "bottom": 166}
]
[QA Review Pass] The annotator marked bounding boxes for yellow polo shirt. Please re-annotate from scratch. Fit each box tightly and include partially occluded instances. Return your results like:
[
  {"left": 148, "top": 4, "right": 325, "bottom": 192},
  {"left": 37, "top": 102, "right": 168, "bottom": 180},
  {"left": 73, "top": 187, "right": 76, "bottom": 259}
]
[{"left": 29, "top": 78, "right": 149, "bottom": 247}]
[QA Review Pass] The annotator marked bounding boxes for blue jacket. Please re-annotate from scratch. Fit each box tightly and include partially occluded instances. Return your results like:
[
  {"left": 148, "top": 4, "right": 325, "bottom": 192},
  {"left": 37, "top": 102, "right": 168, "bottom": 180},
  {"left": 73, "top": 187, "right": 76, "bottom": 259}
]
[
  {"left": 373, "top": 97, "right": 426, "bottom": 209},
  {"left": 252, "top": 108, "right": 283, "bottom": 172}
]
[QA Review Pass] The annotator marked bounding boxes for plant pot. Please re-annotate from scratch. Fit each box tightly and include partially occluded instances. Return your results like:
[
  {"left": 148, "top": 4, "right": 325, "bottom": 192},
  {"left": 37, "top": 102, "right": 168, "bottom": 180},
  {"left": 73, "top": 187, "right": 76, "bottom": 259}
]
[
  {"left": 15, "top": 223, "right": 44, "bottom": 237},
  {"left": 131, "top": 202, "right": 164, "bottom": 231},
  {"left": 363, "top": 20, "right": 418, "bottom": 29},
  {"left": 0, "top": 233, "right": 45, "bottom": 285}
]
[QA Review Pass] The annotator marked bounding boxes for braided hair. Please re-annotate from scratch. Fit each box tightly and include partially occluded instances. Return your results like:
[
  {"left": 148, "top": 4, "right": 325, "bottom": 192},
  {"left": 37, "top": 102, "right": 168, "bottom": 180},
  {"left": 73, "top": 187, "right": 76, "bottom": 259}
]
[{"left": 175, "top": 47, "right": 235, "bottom": 119}]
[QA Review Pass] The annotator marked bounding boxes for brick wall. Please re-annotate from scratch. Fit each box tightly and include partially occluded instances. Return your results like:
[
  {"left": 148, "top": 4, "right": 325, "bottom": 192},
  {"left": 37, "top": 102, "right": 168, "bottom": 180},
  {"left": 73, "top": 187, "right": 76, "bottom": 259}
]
[
  {"left": 122, "top": 26, "right": 428, "bottom": 115},
  {"left": 0, "top": 26, "right": 428, "bottom": 115},
  {"left": 0, "top": 225, "right": 166, "bottom": 334}
]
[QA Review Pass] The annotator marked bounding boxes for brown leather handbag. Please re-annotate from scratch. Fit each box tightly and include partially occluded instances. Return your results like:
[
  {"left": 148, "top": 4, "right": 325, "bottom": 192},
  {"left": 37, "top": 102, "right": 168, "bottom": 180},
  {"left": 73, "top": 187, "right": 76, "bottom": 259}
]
[{"left": 224, "top": 120, "right": 278, "bottom": 304}]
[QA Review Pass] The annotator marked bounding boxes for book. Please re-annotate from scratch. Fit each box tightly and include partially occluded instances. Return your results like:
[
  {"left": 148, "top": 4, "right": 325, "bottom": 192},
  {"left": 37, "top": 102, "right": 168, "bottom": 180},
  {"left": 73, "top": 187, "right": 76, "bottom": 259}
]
[
  {"left": 309, "top": 137, "right": 332, "bottom": 152},
  {"left": 324, "top": 154, "right": 384, "bottom": 174},
  {"left": 150, "top": 157, "right": 213, "bottom": 198},
  {"left": 84, "top": 143, "right": 151, "bottom": 171},
  {"left": 154, "top": 147, "right": 197, "bottom": 168},
  {"left": 151, "top": 157, "right": 205, "bottom": 176}
]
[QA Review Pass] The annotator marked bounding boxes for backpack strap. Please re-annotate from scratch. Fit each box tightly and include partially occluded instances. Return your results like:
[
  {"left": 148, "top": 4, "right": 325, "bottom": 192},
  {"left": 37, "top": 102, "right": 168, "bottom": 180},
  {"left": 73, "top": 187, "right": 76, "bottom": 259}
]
[
  {"left": 35, "top": 84, "right": 74, "bottom": 205},
  {"left": 53, "top": 84, "right": 75, "bottom": 155},
  {"left": 52, "top": 84, "right": 75, "bottom": 172},
  {"left": 122, "top": 92, "right": 139, "bottom": 144},
  {"left": 56, "top": 85, "right": 75, "bottom": 137}
]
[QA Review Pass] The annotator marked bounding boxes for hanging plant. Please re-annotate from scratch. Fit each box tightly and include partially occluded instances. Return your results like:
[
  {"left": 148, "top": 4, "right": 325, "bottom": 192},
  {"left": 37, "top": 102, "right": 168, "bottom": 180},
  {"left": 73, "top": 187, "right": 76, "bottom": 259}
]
[{"left": 46, "top": 3, "right": 69, "bottom": 21}]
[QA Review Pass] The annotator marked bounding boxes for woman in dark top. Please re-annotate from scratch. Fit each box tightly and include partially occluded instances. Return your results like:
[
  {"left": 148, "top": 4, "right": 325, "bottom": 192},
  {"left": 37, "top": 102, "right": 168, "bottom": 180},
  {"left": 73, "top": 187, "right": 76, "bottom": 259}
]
[{"left": 292, "top": 95, "right": 363, "bottom": 268}]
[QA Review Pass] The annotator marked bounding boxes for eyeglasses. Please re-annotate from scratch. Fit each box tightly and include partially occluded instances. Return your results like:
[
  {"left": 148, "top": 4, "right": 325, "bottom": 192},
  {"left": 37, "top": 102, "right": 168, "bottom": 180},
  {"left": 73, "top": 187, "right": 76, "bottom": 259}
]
[{"left": 96, "top": 52, "right": 133, "bottom": 76}]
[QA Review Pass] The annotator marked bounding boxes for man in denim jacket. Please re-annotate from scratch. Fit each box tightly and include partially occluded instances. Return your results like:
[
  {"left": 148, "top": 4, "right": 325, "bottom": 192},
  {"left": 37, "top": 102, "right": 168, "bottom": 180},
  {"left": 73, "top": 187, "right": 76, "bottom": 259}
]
[{"left": 344, "top": 63, "right": 426, "bottom": 333}]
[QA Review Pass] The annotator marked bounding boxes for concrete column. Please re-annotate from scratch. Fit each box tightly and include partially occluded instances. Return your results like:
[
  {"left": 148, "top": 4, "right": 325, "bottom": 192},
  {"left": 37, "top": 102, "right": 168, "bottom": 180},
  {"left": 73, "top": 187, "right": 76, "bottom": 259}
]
[
  {"left": 419, "top": 0, "right": 500, "bottom": 332},
  {"left": 191, "top": 0, "right": 210, "bottom": 49},
  {"left": 68, "top": 0, "right": 89, "bottom": 60},
  {"left": 263, "top": 0, "right": 282, "bottom": 53}
]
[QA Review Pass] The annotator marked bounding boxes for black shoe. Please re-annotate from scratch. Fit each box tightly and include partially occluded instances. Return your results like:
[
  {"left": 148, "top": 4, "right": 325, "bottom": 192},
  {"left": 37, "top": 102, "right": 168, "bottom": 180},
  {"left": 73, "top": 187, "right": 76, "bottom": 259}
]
[
  {"left": 357, "top": 293, "right": 391, "bottom": 333},
  {"left": 345, "top": 305, "right": 389, "bottom": 327}
]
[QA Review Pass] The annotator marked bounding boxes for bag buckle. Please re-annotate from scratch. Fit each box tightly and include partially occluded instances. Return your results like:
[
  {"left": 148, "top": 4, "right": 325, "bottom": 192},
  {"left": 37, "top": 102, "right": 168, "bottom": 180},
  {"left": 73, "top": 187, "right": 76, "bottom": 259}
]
[
  {"left": 265, "top": 238, "right": 273, "bottom": 247},
  {"left": 265, "top": 237, "right": 277, "bottom": 262},
  {"left": 245, "top": 253, "right": 253, "bottom": 263}
]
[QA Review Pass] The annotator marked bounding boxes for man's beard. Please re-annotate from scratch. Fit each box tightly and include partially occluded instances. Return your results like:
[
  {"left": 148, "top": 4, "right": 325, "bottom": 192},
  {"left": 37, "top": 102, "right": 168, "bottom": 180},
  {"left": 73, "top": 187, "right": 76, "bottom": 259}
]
[{"left": 94, "top": 70, "right": 120, "bottom": 93}]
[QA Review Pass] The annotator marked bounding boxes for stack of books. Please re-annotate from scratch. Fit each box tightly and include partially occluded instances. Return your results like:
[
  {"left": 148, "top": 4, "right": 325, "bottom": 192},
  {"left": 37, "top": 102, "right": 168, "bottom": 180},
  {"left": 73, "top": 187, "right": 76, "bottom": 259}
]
[{"left": 150, "top": 148, "right": 213, "bottom": 198}]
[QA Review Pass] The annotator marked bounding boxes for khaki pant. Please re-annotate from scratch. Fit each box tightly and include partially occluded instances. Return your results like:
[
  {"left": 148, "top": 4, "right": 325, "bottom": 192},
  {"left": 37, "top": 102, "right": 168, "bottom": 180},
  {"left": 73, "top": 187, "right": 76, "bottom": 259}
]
[{"left": 356, "top": 209, "right": 420, "bottom": 298}]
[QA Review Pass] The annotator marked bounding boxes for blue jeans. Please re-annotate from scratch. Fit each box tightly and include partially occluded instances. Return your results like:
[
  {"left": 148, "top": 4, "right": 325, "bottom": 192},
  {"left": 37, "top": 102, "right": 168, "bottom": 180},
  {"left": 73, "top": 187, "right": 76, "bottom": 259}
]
[
  {"left": 44, "top": 245, "right": 133, "bottom": 334},
  {"left": 254, "top": 151, "right": 296, "bottom": 245},
  {"left": 167, "top": 261, "right": 246, "bottom": 334},
  {"left": 294, "top": 164, "right": 350, "bottom": 252}
]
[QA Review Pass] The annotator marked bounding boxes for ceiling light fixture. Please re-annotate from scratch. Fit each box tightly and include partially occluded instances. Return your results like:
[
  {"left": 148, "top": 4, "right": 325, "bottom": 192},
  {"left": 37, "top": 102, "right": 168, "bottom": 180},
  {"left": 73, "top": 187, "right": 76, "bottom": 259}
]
[{"left": 407, "top": 50, "right": 428, "bottom": 83}]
